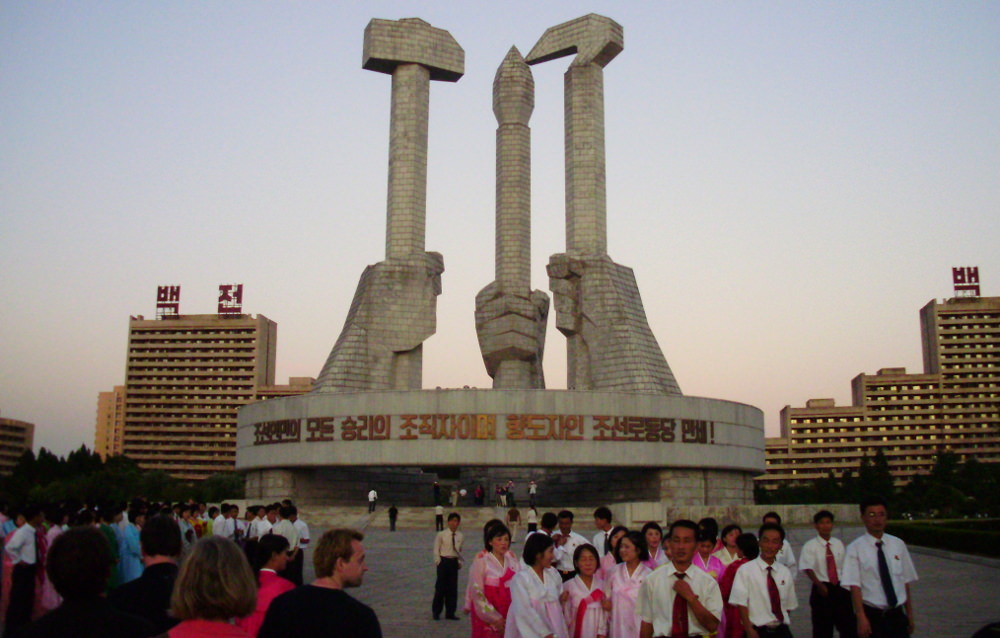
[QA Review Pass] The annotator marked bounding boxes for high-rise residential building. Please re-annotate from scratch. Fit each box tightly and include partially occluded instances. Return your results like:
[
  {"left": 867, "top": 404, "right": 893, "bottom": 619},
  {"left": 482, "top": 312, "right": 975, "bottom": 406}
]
[
  {"left": 255, "top": 377, "right": 315, "bottom": 401},
  {"left": 760, "top": 295, "right": 1000, "bottom": 490},
  {"left": 122, "top": 313, "right": 277, "bottom": 481},
  {"left": 95, "top": 385, "right": 126, "bottom": 460},
  {"left": 0, "top": 411, "right": 35, "bottom": 475}
]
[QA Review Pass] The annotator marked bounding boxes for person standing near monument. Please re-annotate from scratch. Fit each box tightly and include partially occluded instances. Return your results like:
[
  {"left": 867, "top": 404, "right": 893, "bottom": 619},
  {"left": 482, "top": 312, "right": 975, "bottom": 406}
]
[
  {"left": 434, "top": 504, "right": 445, "bottom": 531},
  {"left": 799, "top": 510, "right": 854, "bottom": 638},
  {"left": 592, "top": 507, "right": 614, "bottom": 558},
  {"left": 367, "top": 489, "right": 378, "bottom": 514},
  {"left": 841, "top": 496, "right": 917, "bottom": 638},
  {"left": 637, "top": 520, "right": 722, "bottom": 638},
  {"left": 761, "top": 512, "right": 797, "bottom": 579},
  {"left": 388, "top": 505, "right": 398, "bottom": 532},
  {"left": 528, "top": 481, "right": 537, "bottom": 508},
  {"left": 258, "top": 528, "right": 382, "bottom": 638},
  {"left": 506, "top": 507, "right": 521, "bottom": 543},
  {"left": 730, "top": 522, "right": 797, "bottom": 638},
  {"left": 432, "top": 513, "right": 464, "bottom": 621},
  {"left": 552, "top": 511, "right": 588, "bottom": 582}
]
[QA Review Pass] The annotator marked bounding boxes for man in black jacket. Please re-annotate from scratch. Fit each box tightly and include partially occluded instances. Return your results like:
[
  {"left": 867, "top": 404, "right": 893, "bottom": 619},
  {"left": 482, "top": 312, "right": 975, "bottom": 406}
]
[{"left": 108, "top": 514, "right": 182, "bottom": 634}]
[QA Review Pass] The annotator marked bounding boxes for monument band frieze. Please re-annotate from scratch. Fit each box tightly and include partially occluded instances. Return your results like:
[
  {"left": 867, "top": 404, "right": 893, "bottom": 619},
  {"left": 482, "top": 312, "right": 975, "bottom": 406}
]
[{"left": 252, "top": 414, "right": 717, "bottom": 445}]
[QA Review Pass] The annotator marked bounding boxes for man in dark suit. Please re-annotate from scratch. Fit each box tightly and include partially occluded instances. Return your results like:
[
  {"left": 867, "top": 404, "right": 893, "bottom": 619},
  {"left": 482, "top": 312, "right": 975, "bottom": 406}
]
[{"left": 108, "top": 514, "right": 182, "bottom": 633}]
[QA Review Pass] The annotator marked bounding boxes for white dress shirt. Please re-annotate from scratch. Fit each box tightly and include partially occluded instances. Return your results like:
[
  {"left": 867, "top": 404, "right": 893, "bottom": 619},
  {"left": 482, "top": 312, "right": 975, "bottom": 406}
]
[
  {"left": 729, "top": 557, "right": 798, "bottom": 627},
  {"left": 799, "top": 535, "right": 846, "bottom": 585},
  {"left": 775, "top": 539, "right": 797, "bottom": 579},
  {"left": 553, "top": 531, "right": 589, "bottom": 572},
  {"left": 4, "top": 523, "right": 37, "bottom": 565},
  {"left": 271, "top": 519, "right": 299, "bottom": 551},
  {"left": 637, "top": 562, "right": 723, "bottom": 637},
  {"left": 293, "top": 518, "right": 310, "bottom": 546},
  {"left": 593, "top": 530, "right": 612, "bottom": 558},
  {"left": 841, "top": 532, "right": 918, "bottom": 609},
  {"left": 213, "top": 514, "right": 233, "bottom": 538}
]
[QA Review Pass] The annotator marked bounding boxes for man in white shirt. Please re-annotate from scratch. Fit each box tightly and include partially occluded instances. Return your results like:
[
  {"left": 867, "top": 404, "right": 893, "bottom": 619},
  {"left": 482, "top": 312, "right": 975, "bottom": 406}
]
[
  {"left": 289, "top": 505, "right": 311, "bottom": 586},
  {"left": 762, "top": 512, "right": 797, "bottom": 579},
  {"left": 368, "top": 489, "right": 378, "bottom": 513},
  {"left": 841, "top": 496, "right": 918, "bottom": 638},
  {"left": 638, "top": 519, "right": 722, "bottom": 638},
  {"left": 271, "top": 505, "right": 301, "bottom": 582},
  {"left": 552, "top": 510, "right": 588, "bottom": 581},
  {"left": 799, "top": 509, "right": 853, "bottom": 638},
  {"left": 730, "top": 522, "right": 798, "bottom": 638},
  {"left": 5, "top": 506, "right": 43, "bottom": 633},
  {"left": 432, "top": 513, "right": 464, "bottom": 620},
  {"left": 592, "top": 506, "right": 613, "bottom": 558},
  {"left": 213, "top": 504, "right": 232, "bottom": 539}
]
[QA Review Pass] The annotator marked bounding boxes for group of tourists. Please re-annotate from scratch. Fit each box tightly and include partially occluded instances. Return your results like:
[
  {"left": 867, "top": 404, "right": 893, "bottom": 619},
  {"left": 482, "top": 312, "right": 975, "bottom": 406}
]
[
  {"left": 447, "top": 496, "right": 917, "bottom": 638},
  {"left": 0, "top": 497, "right": 344, "bottom": 638}
]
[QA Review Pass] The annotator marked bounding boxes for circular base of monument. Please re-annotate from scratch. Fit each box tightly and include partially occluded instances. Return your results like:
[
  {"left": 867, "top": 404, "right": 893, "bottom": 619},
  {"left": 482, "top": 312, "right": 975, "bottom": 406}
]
[{"left": 237, "top": 389, "right": 763, "bottom": 505}]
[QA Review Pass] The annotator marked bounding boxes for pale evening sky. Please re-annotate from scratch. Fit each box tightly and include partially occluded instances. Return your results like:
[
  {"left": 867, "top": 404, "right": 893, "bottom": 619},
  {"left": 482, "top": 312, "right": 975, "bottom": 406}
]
[{"left": 1, "top": 2, "right": 998, "bottom": 456}]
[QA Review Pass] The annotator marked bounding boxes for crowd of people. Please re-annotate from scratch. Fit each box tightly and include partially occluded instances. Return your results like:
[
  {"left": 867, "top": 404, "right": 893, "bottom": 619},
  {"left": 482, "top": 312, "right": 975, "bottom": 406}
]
[
  {"left": 0, "top": 497, "right": 357, "bottom": 638},
  {"left": 451, "top": 496, "right": 918, "bottom": 638}
]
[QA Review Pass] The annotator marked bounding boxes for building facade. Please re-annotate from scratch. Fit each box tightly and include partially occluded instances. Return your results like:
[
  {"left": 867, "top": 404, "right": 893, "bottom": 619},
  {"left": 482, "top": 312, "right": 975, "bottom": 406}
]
[
  {"left": 95, "top": 385, "right": 126, "bottom": 460},
  {"left": 760, "top": 296, "right": 1000, "bottom": 490},
  {"left": 0, "top": 412, "right": 35, "bottom": 475},
  {"left": 122, "top": 314, "right": 277, "bottom": 481}
]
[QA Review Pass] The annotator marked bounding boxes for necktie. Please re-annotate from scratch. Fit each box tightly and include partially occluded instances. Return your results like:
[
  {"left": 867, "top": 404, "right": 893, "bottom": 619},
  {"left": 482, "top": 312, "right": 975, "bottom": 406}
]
[
  {"left": 670, "top": 572, "right": 688, "bottom": 638},
  {"left": 766, "top": 566, "right": 784, "bottom": 623},
  {"left": 604, "top": 532, "right": 611, "bottom": 555},
  {"left": 452, "top": 531, "right": 458, "bottom": 555},
  {"left": 876, "top": 541, "right": 897, "bottom": 608},
  {"left": 825, "top": 542, "right": 839, "bottom": 585}
]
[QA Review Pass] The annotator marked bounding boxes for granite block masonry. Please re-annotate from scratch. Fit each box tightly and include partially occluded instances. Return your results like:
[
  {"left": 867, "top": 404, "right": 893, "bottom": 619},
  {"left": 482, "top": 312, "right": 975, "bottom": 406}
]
[
  {"left": 315, "top": 18, "right": 464, "bottom": 392},
  {"left": 475, "top": 47, "right": 550, "bottom": 390},
  {"left": 526, "top": 14, "right": 681, "bottom": 394}
]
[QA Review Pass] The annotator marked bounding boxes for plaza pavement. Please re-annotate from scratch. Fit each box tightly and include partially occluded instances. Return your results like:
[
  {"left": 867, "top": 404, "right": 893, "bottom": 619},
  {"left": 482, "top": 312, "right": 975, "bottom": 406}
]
[{"left": 303, "top": 513, "right": 999, "bottom": 638}]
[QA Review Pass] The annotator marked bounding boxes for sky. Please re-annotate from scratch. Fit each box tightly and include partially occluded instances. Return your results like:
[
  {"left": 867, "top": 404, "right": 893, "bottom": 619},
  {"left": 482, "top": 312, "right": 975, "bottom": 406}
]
[{"left": 2, "top": 1, "right": 998, "bottom": 456}]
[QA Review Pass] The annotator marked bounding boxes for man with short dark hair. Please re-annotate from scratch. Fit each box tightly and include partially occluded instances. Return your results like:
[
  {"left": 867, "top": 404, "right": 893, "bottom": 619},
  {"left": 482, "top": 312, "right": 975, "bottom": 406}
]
[
  {"left": 593, "top": 506, "right": 614, "bottom": 557},
  {"left": 432, "top": 512, "right": 464, "bottom": 620},
  {"left": 5, "top": 506, "right": 43, "bottom": 633},
  {"left": 731, "top": 522, "right": 798, "bottom": 638},
  {"left": 799, "top": 510, "right": 854, "bottom": 638},
  {"left": 841, "top": 497, "right": 917, "bottom": 638},
  {"left": 108, "top": 515, "right": 182, "bottom": 633},
  {"left": 14, "top": 527, "right": 156, "bottom": 638},
  {"left": 552, "top": 510, "right": 588, "bottom": 581},
  {"left": 762, "top": 511, "right": 797, "bottom": 579},
  {"left": 638, "top": 519, "right": 723, "bottom": 638},
  {"left": 259, "top": 528, "right": 382, "bottom": 638}
]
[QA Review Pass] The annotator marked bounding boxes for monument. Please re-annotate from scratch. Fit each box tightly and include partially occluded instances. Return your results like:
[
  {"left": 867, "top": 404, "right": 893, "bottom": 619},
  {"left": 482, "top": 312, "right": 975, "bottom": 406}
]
[{"left": 238, "top": 15, "right": 764, "bottom": 507}]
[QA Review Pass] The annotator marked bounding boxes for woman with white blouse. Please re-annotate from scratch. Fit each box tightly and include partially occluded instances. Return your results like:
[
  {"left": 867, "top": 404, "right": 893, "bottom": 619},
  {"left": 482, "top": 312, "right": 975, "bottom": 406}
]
[{"left": 505, "top": 532, "right": 567, "bottom": 638}]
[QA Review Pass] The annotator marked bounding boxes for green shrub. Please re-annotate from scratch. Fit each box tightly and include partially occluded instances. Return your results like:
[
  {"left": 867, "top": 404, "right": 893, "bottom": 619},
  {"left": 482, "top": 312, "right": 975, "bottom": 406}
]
[{"left": 888, "top": 523, "right": 1000, "bottom": 558}]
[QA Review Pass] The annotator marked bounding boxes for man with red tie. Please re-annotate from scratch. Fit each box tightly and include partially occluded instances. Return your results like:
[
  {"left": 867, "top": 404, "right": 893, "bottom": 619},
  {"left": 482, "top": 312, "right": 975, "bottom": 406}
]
[
  {"left": 841, "top": 496, "right": 917, "bottom": 638},
  {"left": 730, "top": 522, "right": 798, "bottom": 638},
  {"left": 799, "top": 510, "right": 855, "bottom": 638},
  {"left": 637, "top": 519, "right": 723, "bottom": 638}
]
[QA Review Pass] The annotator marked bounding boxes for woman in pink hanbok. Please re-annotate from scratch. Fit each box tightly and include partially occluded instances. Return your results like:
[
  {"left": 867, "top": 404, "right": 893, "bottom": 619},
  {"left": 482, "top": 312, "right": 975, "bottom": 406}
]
[
  {"left": 562, "top": 545, "right": 608, "bottom": 638},
  {"left": 692, "top": 532, "right": 726, "bottom": 582},
  {"left": 602, "top": 531, "right": 650, "bottom": 638},
  {"left": 505, "top": 533, "right": 567, "bottom": 638},
  {"left": 465, "top": 522, "right": 520, "bottom": 637},
  {"left": 639, "top": 522, "right": 665, "bottom": 571},
  {"left": 712, "top": 524, "right": 743, "bottom": 568},
  {"left": 597, "top": 526, "right": 627, "bottom": 580}
]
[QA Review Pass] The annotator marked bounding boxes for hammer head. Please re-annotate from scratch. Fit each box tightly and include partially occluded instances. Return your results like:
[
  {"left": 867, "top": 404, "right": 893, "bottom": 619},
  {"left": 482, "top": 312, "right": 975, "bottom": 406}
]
[
  {"left": 525, "top": 13, "right": 623, "bottom": 68},
  {"left": 363, "top": 17, "right": 465, "bottom": 82}
]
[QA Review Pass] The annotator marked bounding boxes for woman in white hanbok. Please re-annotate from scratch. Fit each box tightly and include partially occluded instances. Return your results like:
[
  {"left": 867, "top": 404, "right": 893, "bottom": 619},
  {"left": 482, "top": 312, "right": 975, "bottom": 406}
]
[
  {"left": 505, "top": 532, "right": 567, "bottom": 638},
  {"left": 602, "top": 532, "right": 650, "bottom": 638},
  {"left": 639, "top": 522, "right": 666, "bottom": 571},
  {"left": 562, "top": 545, "right": 608, "bottom": 638}
]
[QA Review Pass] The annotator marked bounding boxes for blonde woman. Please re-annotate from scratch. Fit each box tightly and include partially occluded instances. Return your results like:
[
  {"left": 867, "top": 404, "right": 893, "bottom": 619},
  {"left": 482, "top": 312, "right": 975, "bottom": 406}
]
[{"left": 168, "top": 536, "right": 257, "bottom": 638}]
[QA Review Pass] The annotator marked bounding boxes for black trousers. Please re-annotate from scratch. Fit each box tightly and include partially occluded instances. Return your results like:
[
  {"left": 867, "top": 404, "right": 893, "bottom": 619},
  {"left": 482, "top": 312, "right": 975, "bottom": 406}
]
[
  {"left": 6, "top": 563, "right": 37, "bottom": 633},
  {"left": 810, "top": 583, "right": 856, "bottom": 638},
  {"left": 432, "top": 557, "right": 459, "bottom": 618},
  {"left": 390, "top": 518, "right": 397, "bottom": 531},
  {"left": 754, "top": 624, "right": 793, "bottom": 638},
  {"left": 862, "top": 604, "right": 909, "bottom": 638},
  {"left": 435, "top": 515, "right": 444, "bottom": 531},
  {"left": 280, "top": 547, "right": 305, "bottom": 586},
  {"left": 368, "top": 501, "right": 376, "bottom": 513}
]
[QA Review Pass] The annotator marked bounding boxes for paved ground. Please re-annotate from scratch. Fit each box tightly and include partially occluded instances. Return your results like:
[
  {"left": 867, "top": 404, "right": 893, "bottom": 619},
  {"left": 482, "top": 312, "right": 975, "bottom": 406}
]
[{"left": 306, "top": 520, "right": 1000, "bottom": 638}]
